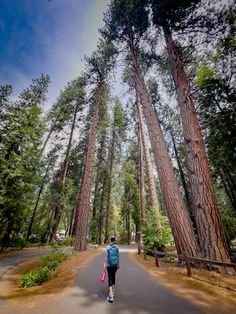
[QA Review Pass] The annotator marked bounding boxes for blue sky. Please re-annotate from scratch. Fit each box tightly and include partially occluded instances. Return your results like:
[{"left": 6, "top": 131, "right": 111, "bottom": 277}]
[{"left": 0, "top": 0, "right": 109, "bottom": 104}]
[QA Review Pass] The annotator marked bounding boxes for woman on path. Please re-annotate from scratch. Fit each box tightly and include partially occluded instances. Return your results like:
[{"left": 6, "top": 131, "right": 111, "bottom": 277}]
[{"left": 104, "top": 236, "right": 119, "bottom": 303}]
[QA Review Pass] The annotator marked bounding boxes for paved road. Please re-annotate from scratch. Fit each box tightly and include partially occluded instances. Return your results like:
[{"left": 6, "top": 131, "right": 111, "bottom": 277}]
[
  {"left": 0, "top": 248, "right": 54, "bottom": 278},
  {"left": 19, "top": 247, "right": 203, "bottom": 314}
]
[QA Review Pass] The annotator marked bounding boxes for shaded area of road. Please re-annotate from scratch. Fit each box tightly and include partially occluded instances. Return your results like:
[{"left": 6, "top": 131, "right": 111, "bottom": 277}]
[{"left": 22, "top": 246, "right": 203, "bottom": 314}]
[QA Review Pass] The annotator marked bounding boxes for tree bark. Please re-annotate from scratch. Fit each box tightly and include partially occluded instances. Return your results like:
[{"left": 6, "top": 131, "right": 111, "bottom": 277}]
[
  {"left": 129, "top": 42, "right": 200, "bottom": 257},
  {"left": 97, "top": 178, "right": 106, "bottom": 244},
  {"left": 170, "top": 130, "right": 192, "bottom": 211},
  {"left": 42, "top": 127, "right": 53, "bottom": 153},
  {"left": 137, "top": 96, "right": 160, "bottom": 212},
  {"left": 26, "top": 163, "right": 50, "bottom": 240},
  {"left": 74, "top": 83, "right": 104, "bottom": 251},
  {"left": 137, "top": 110, "right": 146, "bottom": 225},
  {"left": 50, "top": 102, "right": 79, "bottom": 241},
  {"left": 92, "top": 136, "right": 106, "bottom": 220},
  {"left": 104, "top": 124, "right": 115, "bottom": 244},
  {"left": 164, "top": 26, "right": 230, "bottom": 262}
]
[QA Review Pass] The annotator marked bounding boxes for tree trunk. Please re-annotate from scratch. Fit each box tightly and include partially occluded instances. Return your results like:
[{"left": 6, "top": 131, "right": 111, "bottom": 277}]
[
  {"left": 70, "top": 157, "right": 86, "bottom": 237},
  {"left": 137, "top": 111, "right": 146, "bottom": 225},
  {"left": 170, "top": 130, "right": 192, "bottom": 211},
  {"left": 164, "top": 26, "right": 230, "bottom": 262},
  {"left": 104, "top": 126, "right": 115, "bottom": 244},
  {"left": 74, "top": 83, "right": 104, "bottom": 251},
  {"left": 50, "top": 102, "right": 79, "bottom": 240},
  {"left": 92, "top": 136, "right": 106, "bottom": 220},
  {"left": 137, "top": 96, "right": 160, "bottom": 212},
  {"left": 130, "top": 42, "right": 200, "bottom": 257},
  {"left": 26, "top": 163, "right": 50, "bottom": 240},
  {"left": 42, "top": 127, "right": 53, "bottom": 153},
  {"left": 135, "top": 223, "right": 141, "bottom": 244},
  {"left": 127, "top": 209, "right": 130, "bottom": 245},
  {"left": 97, "top": 178, "right": 106, "bottom": 244}
]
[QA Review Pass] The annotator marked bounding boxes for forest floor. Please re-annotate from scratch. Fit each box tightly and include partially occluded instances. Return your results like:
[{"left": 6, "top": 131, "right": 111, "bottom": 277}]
[{"left": 131, "top": 251, "right": 236, "bottom": 314}]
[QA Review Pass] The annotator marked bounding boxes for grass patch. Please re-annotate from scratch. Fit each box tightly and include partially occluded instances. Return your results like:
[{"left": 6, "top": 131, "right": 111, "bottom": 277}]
[
  {"left": 131, "top": 252, "right": 236, "bottom": 314},
  {"left": 20, "top": 252, "right": 68, "bottom": 288},
  {"left": 0, "top": 248, "right": 101, "bottom": 310}
]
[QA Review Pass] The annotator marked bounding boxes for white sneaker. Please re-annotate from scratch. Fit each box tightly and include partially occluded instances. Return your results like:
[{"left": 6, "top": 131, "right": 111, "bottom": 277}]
[{"left": 107, "top": 294, "right": 113, "bottom": 303}]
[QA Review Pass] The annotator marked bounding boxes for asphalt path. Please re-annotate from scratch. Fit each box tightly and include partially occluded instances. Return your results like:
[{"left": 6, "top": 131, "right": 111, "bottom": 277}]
[
  {"left": 0, "top": 248, "right": 54, "bottom": 278},
  {"left": 20, "top": 246, "right": 203, "bottom": 314}
]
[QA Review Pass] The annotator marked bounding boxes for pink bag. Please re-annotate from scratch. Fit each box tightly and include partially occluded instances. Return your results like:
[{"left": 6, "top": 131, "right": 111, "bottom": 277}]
[{"left": 100, "top": 271, "right": 106, "bottom": 283}]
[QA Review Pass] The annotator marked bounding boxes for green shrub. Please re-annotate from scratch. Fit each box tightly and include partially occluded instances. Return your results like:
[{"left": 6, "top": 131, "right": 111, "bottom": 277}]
[
  {"left": 47, "top": 260, "right": 59, "bottom": 271},
  {"left": 165, "top": 256, "right": 178, "bottom": 263},
  {"left": 40, "top": 252, "right": 68, "bottom": 268},
  {"left": 21, "top": 266, "right": 49, "bottom": 288},
  {"left": 7, "top": 237, "right": 26, "bottom": 250},
  {"left": 142, "top": 209, "right": 173, "bottom": 255},
  {"left": 50, "top": 243, "right": 59, "bottom": 250},
  {"left": 20, "top": 252, "right": 68, "bottom": 288},
  {"left": 59, "top": 236, "right": 74, "bottom": 246}
]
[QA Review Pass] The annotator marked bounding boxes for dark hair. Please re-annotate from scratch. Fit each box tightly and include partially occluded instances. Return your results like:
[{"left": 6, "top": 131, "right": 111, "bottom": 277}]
[{"left": 110, "top": 236, "right": 116, "bottom": 242}]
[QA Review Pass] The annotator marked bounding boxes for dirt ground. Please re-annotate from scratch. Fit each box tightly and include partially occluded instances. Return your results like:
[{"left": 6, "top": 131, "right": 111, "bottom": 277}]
[
  {"left": 0, "top": 248, "right": 101, "bottom": 311},
  {"left": 131, "top": 252, "right": 236, "bottom": 314}
]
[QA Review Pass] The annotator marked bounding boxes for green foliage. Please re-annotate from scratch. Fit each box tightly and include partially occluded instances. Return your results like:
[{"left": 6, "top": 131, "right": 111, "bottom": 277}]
[
  {"left": 59, "top": 236, "right": 74, "bottom": 246},
  {"left": 40, "top": 253, "right": 68, "bottom": 268},
  {"left": 165, "top": 256, "right": 178, "bottom": 263},
  {"left": 103, "top": 0, "right": 149, "bottom": 42},
  {"left": 20, "top": 252, "right": 68, "bottom": 288},
  {"left": 196, "top": 65, "right": 215, "bottom": 88},
  {"left": 7, "top": 236, "right": 27, "bottom": 250},
  {"left": 50, "top": 243, "right": 59, "bottom": 251},
  {"left": 142, "top": 210, "right": 173, "bottom": 253},
  {"left": 151, "top": 0, "right": 200, "bottom": 29},
  {"left": 21, "top": 266, "right": 49, "bottom": 288},
  {"left": 122, "top": 166, "right": 140, "bottom": 226},
  {"left": 0, "top": 76, "right": 50, "bottom": 246}
]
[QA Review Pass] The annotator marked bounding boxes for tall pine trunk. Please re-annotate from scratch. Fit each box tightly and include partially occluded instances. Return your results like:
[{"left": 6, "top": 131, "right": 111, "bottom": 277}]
[
  {"left": 137, "top": 96, "right": 160, "bottom": 212},
  {"left": 137, "top": 108, "right": 146, "bottom": 225},
  {"left": 74, "top": 83, "right": 104, "bottom": 251},
  {"left": 170, "top": 130, "right": 192, "bottom": 211},
  {"left": 50, "top": 102, "right": 79, "bottom": 241},
  {"left": 97, "top": 178, "right": 106, "bottom": 244},
  {"left": 164, "top": 26, "right": 230, "bottom": 262},
  {"left": 26, "top": 163, "right": 50, "bottom": 240},
  {"left": 104, "top": 126, "right": 115, "bottom": 244},
  {"left": 91, "top": 135, "right": 106, "bottom": 242},
  {"left": 130, "top": 42, "right": 200, "bottom": 257}
]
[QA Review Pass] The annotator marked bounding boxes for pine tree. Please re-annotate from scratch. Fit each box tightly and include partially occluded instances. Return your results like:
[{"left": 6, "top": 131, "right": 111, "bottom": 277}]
[
  {"left": 0, "top": 76, "right": 50, "bottom": 248},
  {"left": 102, "top": 0, "right": 200, "bottom": 256},
  {"left": 151, "top": 0, "right": 230, "bottom": 262},
  {"left": 73, "top": 40, "right": 117, "bottom": 250}
]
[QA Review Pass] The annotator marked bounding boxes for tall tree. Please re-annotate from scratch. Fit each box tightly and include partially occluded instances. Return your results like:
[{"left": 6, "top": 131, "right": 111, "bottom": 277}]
[
  {"left": 0, "top": 76, "right": 50, "bottom": 247},
  {"left": 49, "top": 77, "right": 86, "bottom": 241},
  {"left": 151, "top": 0, "right": 230, "bottom": 261},
  {"left": 137, "top": 95, "right": 160, "bottom": 214},
  {"left": 102, "top": 0, "right": 200, "bottom": 256},
  {"left": 104, "top": 98, "right": 127, "bottom": 243},
  {"left": 74, "top": 40, "right": 117, "bottom": 251}
]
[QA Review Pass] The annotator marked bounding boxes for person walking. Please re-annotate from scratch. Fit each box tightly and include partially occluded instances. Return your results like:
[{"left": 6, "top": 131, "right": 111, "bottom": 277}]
[{"left": 104, "top": 235, "right": 119, "bottom": 303}]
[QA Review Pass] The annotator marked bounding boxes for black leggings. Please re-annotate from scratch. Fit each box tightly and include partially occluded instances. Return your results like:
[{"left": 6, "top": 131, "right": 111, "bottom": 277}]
[{"left": 107, "top": 267, "right": 118, "bottom": 287}]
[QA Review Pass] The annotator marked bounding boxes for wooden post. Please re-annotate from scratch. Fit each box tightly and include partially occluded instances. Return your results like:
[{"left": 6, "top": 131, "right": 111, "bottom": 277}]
[
  {"left": 154, "top": 247, "right": 160, "bottom": 267},
  {"left": 144, "top": 247, "right": 147, "bottom": 260},
  {"left": 183, "top": 253, "right": 192, "bottom": 277}
]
